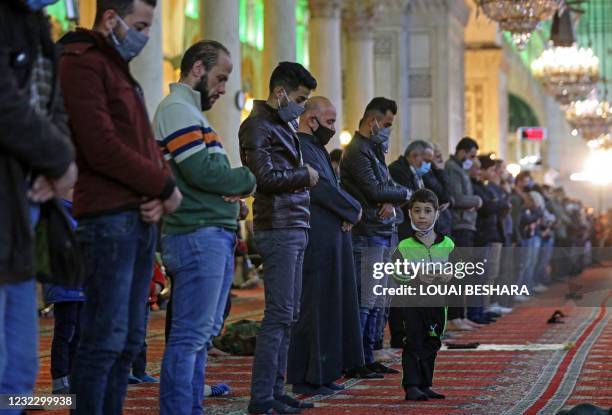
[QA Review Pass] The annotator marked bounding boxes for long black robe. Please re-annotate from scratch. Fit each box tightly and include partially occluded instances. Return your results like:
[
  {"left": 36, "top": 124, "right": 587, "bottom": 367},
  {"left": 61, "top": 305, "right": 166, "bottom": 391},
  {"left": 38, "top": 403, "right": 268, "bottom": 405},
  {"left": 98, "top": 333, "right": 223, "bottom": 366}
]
[{"left": 287, "top": 133, "right": 364, "bottom": 386}]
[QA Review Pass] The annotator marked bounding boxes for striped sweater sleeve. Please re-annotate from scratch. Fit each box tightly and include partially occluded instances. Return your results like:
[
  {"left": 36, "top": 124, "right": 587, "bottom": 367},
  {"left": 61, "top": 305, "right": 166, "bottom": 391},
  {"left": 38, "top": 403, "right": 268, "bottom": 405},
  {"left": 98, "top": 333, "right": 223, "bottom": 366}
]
[{"left": 154, "top": 102, "right": 255, "bottom": 196}]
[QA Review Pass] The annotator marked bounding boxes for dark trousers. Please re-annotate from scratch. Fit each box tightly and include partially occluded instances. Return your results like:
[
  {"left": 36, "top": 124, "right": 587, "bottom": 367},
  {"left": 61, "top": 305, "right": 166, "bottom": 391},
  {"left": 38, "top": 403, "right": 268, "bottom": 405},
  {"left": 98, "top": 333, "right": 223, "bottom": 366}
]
[
  {"left": 51, "top": 301, "right": 83, "bottom": 380},
  {"left": 401, "top": 307, "right": 444, "bottom": 389},
  {"left": 250, "top": 229, "right": 308, "bottom": 404},
  {"left": 448, "top": 229, "right": 475, "bottom": 320},
  {"left": 132, "top": 307, "right": 150, "bottom": 378}
]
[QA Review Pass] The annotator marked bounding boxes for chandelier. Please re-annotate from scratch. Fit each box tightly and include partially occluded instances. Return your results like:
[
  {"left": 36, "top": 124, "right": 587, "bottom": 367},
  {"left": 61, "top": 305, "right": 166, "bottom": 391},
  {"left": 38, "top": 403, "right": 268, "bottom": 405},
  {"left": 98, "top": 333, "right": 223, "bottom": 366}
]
[
  {"left": 587, "top": 133, "right": 612, "bottom": 150},
  {"left": 475, "top": 0, "right": 564, "bottom": 49},
  {"left": 565, "top": 92, "right": 612, "bottom": 140},
  {"left": 532, "top": 45, "right": 599, "bottom": 105}
]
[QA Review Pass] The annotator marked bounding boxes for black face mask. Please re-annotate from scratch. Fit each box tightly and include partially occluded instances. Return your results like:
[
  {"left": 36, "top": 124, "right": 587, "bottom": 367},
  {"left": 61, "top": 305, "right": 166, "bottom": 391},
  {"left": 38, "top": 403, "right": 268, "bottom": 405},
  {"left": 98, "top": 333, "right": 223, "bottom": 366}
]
[
  {"left": 194, "top": 74, "right": 212, "bottom": 111},
  {"left": 312, "top": 118, "right": 335, "bottom": 146}
]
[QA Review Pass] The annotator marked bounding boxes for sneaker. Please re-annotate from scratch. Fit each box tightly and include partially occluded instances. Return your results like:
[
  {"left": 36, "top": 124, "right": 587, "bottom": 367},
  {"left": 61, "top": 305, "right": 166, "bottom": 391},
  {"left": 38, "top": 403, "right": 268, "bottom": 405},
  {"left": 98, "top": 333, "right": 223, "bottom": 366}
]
[
  {"left": 128, "top": 374, "right": 143, "bottom": 384},
  {"left": 514, "top": 294, "right": 531, "bottom": 302},
  {"left": 532, "top": 284, "right": 549, "bottom": 293},
  {"left": 137, "top": 373, "right": 159, "bottom": 383},
  {"left": 204, "top": 383, "right": 230, "bottom": 397},
  {"left": 446, "top": 318, "right": 473, "bottom": 331},
  {"left": 367, "top": 361, "right": 399, "bottom": 374},
  {"left": 487, "top": 303, "right": 513, "bottom": 314},
  {"left": 324, "top": 382, "right": 345, "bottom": 391}
]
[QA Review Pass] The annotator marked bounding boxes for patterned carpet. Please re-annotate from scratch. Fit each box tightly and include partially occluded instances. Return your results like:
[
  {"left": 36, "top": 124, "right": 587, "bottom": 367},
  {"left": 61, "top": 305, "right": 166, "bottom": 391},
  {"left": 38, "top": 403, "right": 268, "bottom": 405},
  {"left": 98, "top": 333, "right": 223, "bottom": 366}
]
[{"left": 32, "top": 266, "right": 612, "bottom": 415}]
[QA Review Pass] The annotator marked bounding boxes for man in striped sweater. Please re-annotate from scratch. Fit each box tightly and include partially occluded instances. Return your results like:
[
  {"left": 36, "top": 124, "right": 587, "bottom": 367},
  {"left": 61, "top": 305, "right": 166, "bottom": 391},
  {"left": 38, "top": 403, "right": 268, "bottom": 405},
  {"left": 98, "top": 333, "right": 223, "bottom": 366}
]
[{"left": 153, "top": 40, "right": 256, "bottom": 415}]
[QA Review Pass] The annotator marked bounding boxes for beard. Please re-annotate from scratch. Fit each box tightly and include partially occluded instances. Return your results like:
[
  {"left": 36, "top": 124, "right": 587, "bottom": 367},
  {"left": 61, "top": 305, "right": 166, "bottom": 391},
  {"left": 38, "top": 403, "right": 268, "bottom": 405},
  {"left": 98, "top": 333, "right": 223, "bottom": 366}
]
[{"left": 194, "top": 74, "right": 212, "bottom": 111}]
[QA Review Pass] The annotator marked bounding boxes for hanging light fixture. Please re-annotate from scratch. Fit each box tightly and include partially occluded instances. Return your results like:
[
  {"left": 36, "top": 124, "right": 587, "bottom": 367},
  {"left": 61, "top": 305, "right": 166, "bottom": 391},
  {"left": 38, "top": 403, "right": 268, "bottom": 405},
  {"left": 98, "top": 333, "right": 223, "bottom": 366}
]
[
  {"left": 474, "top": 0, "right": 565, "bottom": 49},
  {"left": 586, "top": 133, "right": 612, "bottom": 150},
  {"left": 565, "top": 90, "right": 612, "bottom": 140},
  {"left": 531, "top": 8, "right": 599, "bottom": 106}
]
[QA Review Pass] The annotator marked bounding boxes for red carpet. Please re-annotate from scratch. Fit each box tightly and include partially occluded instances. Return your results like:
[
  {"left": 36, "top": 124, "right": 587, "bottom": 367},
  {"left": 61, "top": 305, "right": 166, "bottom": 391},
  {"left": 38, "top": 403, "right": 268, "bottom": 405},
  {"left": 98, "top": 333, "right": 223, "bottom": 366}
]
[{"left": 32, "top": 267, "right": 612, "bottom": 414}]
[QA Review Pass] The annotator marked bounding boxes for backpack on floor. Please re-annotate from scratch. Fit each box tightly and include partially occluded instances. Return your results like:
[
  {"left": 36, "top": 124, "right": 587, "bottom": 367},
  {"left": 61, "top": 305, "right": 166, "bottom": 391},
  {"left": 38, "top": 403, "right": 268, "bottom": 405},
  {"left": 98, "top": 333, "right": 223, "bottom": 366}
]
[{"left": 213, "top": 319, "right": 261, "bottom": 356}]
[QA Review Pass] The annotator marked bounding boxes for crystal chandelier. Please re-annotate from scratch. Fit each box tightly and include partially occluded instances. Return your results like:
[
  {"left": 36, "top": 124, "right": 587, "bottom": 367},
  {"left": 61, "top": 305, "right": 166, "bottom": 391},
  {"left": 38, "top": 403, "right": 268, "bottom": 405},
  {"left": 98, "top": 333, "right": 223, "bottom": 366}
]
[
  {"left": 475, "top": 0, "right": 564, "bottom": 49},
  {"left": 532, "top": 45, "right": 599, "bottom": 105},
  {"left": 565, "top": 92, "right": 612, "bottom": 140},
  {"left": 531, "top": 7, "right": 599, "bottom": 106},
  {"left": 587, "top": 133, "right": 612, "bottom": 150}
]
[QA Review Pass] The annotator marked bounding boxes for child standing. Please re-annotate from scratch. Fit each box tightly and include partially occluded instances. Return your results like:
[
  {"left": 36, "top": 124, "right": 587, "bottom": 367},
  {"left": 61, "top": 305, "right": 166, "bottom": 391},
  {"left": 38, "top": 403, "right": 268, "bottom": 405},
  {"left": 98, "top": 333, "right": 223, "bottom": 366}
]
[{"left": 394, "top": 189, "right": 454, "bottom": 401}]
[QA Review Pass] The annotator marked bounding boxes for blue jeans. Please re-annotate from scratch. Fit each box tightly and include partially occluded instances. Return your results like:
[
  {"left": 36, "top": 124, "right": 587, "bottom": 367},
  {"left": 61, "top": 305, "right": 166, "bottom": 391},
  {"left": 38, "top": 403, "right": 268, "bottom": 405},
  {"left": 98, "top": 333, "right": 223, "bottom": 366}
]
[
  {"left": 352, "top": 235, "right": 391, "bottom": 365},
  {"left": 0, "top": 204, "right": 40, "bottom": 414},
  {"left": 160, "top": 226, "right": 235, "bottom": 415},
  {"left": 517, "top": 236, "right": 541, "bottom": 291},
  {"left": 71, "top": 211, "right": 156, "bottom": 415},
  {"left": 534, "top": 236, "right": 554, "bottom": 286},
  {"left": 250, "top": 228, "right": 308, "bottom": 404}
]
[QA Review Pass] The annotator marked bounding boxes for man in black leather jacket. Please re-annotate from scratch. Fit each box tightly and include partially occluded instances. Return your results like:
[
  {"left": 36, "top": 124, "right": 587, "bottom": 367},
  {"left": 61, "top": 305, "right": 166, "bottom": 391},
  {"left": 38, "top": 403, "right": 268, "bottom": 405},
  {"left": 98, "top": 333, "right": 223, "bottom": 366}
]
[
  {"left": 340, "top": 97, "right": 409, "bottom": 378},
  {"left": 0, "top": 0, "right": 76, "bottom": 402},
  {"left": 240, "top": 62, "right": 319, "bottom": 415}
]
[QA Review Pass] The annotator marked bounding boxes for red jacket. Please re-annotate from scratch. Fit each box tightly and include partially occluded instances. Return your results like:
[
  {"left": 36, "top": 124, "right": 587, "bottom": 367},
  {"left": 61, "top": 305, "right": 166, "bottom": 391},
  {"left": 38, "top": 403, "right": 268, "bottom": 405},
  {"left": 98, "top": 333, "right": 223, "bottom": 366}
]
[{"left": 59, "top": 29, "right": 174, "bottom": 218}]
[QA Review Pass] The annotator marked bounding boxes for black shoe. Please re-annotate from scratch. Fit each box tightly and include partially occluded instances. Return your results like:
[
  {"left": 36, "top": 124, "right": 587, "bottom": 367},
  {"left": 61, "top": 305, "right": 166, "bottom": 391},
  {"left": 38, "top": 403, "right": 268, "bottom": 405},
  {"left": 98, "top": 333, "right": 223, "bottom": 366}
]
[
  {"left": 367, "top": 361, "right": 399, "bottom": 374},
  {"left": 344, "top": 366, "right": 384, "bottom": 379},
  {"left": 420, "top": 387, "right": 445, "bottom": 399},
  {"left": 275, "top": 394, "right": 315, "bottom": 409},
  {"left": 292, "top": 383, "right": 334, "bottom": 396},
  {"left": 324, "top": 382, "right": 345, "bottom": 391},
  {"left": 404, "top": 387, "right": 428, "bottom": 401},
  {"left": 248, "top": 399, "right": 302, "bottom": 414}
]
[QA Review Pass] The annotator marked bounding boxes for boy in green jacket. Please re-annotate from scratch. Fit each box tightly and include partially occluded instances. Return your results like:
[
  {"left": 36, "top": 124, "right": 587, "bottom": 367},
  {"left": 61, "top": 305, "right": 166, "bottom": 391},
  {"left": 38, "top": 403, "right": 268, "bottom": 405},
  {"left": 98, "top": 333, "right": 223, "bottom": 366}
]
[{"left": 394, "top": 189, "right": 454, "bottom": 401}]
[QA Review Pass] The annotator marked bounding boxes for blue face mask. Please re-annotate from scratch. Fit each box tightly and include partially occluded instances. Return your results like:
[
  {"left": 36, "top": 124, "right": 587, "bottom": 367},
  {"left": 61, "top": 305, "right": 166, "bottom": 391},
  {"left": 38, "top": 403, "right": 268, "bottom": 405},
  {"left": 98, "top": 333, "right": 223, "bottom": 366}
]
[
  {"left": 24, "top": 0, "right": 59, "bottom": 11},
  {"left": 370, "top": 120, "right": 391, "bottom": 152},
  {"left": 110, "top": 16, "right": 149, "bottom": 62},
  {"left": 415, "top": 161, "right": 431, "bottom": 177},
  {"left": 277, "top": 89, "right": 305, "bottom": 123}
]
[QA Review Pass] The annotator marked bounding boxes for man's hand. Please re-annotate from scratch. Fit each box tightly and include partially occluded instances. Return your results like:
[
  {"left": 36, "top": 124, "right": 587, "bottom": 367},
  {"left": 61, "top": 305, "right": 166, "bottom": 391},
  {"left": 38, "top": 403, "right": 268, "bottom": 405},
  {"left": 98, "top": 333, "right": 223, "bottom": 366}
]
[
  {"left": 378, "top": 203, "right": 395, "bottom": 220},
  {"left": 28, "top": 175, "right": 55, "bottom": 203},
  {"left": 239, "top": 199, "right": 249, "bottom": 220},
  {"left": 163, "top": 187, "right": 183, "bottom": 214},
  {"left": 305, "top": 164, "right": 319, "bottom": 187},
  {"left": 51, "top": 162, "right": 78, "bottom": 199},
  {"left": 341, "top": 221, "right": 353, "bottom": 232},
  {"left": 140, "top": 199, "right": 164, "bottom": 224}
]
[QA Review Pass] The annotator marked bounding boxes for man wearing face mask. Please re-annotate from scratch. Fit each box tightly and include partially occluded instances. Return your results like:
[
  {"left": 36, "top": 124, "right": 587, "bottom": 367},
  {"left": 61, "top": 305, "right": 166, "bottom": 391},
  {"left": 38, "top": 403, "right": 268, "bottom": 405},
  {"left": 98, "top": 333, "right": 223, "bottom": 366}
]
[
  {"left": 340, "top": 97, "right": 410, "bottom": 378},
  {"left": 153, "top": 41, "right": 256, "bottom": 415},
  {"left": 0, "top": 0, "right": 77, "bottom": 409},
  {"left": 58, "top": 1, "right": 183, "bottom": 413},
  {"left": 239, "top": 62, "right": 319, "bottom": 414},
  {"left": 444, "top": 137, "right": 482, "bottom": 331},
  {"left": 286, "top": 97, "right": 364, "bottom": 396},
  {"left": 389, "top": 140, "right": 435, "bottom": 241}
]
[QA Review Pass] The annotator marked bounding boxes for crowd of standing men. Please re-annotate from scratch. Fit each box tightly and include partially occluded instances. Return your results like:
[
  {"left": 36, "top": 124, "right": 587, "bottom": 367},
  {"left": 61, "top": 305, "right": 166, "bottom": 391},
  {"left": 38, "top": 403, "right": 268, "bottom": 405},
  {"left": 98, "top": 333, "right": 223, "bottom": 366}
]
[{"left": 0, "top": 0, "right": 602, "bottom": 415}]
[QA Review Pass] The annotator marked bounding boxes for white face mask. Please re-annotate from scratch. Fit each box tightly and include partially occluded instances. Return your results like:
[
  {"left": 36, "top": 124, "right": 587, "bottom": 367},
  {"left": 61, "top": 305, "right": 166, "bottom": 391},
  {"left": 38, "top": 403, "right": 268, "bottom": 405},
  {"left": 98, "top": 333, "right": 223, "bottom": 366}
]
[
  {"left": 408, "top": 210, "right": 439, "bottom": 238},
  {"left": 462, "top": 158, "right": 473, "bottom": 170}
]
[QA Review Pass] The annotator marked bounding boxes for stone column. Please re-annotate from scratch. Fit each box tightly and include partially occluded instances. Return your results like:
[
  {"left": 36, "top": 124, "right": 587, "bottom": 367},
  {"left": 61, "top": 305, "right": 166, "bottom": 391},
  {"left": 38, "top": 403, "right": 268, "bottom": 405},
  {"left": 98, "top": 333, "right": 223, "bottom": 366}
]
[
  {"left": 130, "top": 0, "right": 164, "bottom": 120},
  {"left": 263, "top": 0, "right": 297, "bottom": 82},
  {"left": 201, "top": 0, "right": 242, "bottom": 166},
  {"left": 342, "top": 0, "right": 379, "bottom": 134},
  {"left": 308, "top": 0, "right": 344, "bottom": 148},
  {"left": 372, "top": 0, "right": 410, "bottom": 160},
  {"left": 407, "top": 0, "right": 470, "bottom": 157}
]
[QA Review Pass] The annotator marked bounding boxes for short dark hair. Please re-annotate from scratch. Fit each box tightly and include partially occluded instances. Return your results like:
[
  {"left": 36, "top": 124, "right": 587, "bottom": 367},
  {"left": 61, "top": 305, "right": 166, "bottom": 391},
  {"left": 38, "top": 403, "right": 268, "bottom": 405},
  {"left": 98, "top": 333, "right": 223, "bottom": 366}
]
[
  {"left": 455, "top": 136, "right": 479, "bottom": 153},
  {"left": 95, "top": 0, "right": 156, "bottom": 24},
  {"left": 363, "top": 97, "right": 397, "bottom": 120},
  {"left": 478, "top": 154, "right": 496, "bottom": 170},
  {"left": 330, "top": 149, "right": 343, "bottom": 163},
  {"left": 404, "top": 140, "right": 433, "bottom": 158},
  {"left": 408, "top": 188, "right": 439, "bottom": 210},
  {"left": 515, "top": 171, "right": 531, "bottom": 183},
  {"left": 269, "top": 62, "right": 317, "bottom": 93},
  {"left": 180, "top": 40, "right": 230, "bottom": 78}
]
